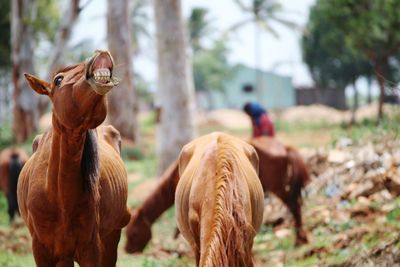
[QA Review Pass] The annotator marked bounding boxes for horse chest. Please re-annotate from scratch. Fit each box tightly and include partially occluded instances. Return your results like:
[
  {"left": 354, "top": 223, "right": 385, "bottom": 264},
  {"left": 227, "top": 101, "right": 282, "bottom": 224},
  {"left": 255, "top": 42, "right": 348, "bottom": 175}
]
[{"left": 28, "top": 193, "right": 97, "bottom": 248}]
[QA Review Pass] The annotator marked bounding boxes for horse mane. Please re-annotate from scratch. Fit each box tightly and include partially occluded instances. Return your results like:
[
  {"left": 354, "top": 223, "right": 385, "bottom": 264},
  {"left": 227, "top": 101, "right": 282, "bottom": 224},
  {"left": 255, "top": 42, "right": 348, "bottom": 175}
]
[
  {"left": 81, "top": 129, "right": 99, "bottom": 193},
  {"left": 203, "top": 136, "right": 255, "bottom": 267}
]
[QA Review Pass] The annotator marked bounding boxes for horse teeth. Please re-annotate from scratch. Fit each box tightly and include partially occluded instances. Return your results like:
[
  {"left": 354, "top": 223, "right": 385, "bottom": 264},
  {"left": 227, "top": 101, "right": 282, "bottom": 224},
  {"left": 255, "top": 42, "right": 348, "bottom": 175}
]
[{"left": 93, "top": 68, "right": 111, "bottom": 83}]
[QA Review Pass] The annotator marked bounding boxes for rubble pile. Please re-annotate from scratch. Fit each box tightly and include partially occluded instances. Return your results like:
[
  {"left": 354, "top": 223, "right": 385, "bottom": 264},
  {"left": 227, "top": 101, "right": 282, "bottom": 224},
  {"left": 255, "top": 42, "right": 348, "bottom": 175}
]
[{"left": 303, "top": 137, "right": 400, "bottom": 201}]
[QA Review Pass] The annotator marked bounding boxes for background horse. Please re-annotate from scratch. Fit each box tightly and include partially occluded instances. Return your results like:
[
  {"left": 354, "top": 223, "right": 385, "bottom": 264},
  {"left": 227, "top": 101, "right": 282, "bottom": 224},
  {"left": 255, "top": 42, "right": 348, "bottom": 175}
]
[
  {"left": 125, "top": 159, "right": 179, "bottom": 253},
  {"left": 249, "top": 136, "right": 310, "bottom": 245},
  {"left": 0, "top": 147, "right": 28, "bottom": 222},
  {"left": 125, "top": 136, "right": 310, "bottom": 252},
  {"left": 18, "top": 50, "right": 130, "bottom": 266},
  {"left": 175, "top": 132, "right": 264, "bottom": 267}
]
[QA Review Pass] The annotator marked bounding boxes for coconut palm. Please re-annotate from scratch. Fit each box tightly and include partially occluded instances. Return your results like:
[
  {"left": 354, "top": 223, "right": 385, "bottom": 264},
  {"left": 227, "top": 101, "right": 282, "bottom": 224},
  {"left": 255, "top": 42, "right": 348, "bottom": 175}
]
[
  {"left": 130, "top": 0, "right": 151, "bottom": 55},
  {"left": 232, "top": 0, "right": 298, "bottom": 96}
]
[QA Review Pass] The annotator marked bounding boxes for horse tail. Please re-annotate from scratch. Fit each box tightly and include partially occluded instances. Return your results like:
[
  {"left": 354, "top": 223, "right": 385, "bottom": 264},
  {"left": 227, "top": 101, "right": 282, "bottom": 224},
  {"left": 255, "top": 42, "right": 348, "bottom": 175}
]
[
  {"left": 286, "top": 146, "right": 310, "bottom": 196},
  {"left": 8, "top": 152, "right": 23, "bottom": 222},
  {"left": 202, "top": 140, "right": 255, "bottom": 267}
]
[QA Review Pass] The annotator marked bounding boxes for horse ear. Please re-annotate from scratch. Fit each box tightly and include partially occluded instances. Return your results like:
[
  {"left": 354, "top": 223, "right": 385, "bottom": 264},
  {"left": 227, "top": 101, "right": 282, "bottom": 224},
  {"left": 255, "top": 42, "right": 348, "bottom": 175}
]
[
  {"left": 24, "top": 73, "right": 51, "bottom": 95},
  {"left": 244, "top": 144, "right": 259, "bottom": 174},
  {"left": 178, "top": 143, "right": 194, "bottom": 177}
]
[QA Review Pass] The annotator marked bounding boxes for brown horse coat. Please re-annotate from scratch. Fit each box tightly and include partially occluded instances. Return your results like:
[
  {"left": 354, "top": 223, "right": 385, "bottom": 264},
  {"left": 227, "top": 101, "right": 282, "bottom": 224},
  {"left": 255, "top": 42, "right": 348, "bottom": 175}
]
[
  {"left": 0, "top": 147, "right": 28, "bottom": 221},
  {"left": 125, "top": 159, "right": 179, "bottom": 253},
  {"left": 17, "top": 50, "right": 130, "bottom": 267},
  {"left": 125, "top": 136, "right": 310, "bottom": 252},
  {"left": 249, "top": 136, "right": 310, "bottom": 245},
  {"left": 175, "top": 132, "right": 264, "bottom": 267}
]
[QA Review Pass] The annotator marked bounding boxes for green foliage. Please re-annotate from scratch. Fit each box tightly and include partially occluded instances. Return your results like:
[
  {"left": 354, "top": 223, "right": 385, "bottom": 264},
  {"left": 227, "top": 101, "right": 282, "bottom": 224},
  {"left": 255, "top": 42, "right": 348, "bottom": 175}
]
[
  {"left": 0, "top": 192, "right": 8, "bottom": 225},
  {"left": 332, "top": 111, "right": 400, "bottom": 145},
  {"left": 130, "top": 0, "right": 151, "bottom": 53},
  {"left": 387, "top": 207, "right": 400, "bottom": 223},
  {"left": 0, "top": 120, "right": 13, "bottom": 151},
  {"left": 233, "top": 0, "right": 297, "bottom": 37},
  {"left": 302, "top": 0, "right": 373, "bottom": 89},
  {"left": 135, "top": 74, "right": 153, "bottom": 103},
  {"left": 0, "top": 0, "right": 11, "bottom": 68},
  {"left": 188, "top": 7, "right": 212, "bottom": 52},
  {"left": 325, "top": 0, "right": 400, "bottom": 62},
  {"left": 186, "top": 7, "right": 234, "bottom": 93},
  {"left": 121, "top": 147, "right": 145, "bottom": 160},
  {"left": 193, "top": 40, "right": 233, "bottom": 92},
  {"left": 33, "top": 0, "right": 61, "bottom": 42}
]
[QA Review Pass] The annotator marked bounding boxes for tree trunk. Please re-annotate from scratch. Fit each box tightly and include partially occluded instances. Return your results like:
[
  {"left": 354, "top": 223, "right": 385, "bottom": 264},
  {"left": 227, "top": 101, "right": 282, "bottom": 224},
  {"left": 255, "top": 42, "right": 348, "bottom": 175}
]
[
  {"left": 154, "top": 0, "right": 197, "bottom": 174},
  {"left": 11, "top": 0, "right": 41, "bottom": 143},
  {"left": 107, "top": 0, "right": 139, "bottom": 142},
  {"left": 374, "top": 58, "right": 388, "bottom": 121},
  {"left": 39, "top": 0, "right": 82, "bottom": 114},
  {"left": 366, "top": 76, "right": 372, "bottom": 104}
]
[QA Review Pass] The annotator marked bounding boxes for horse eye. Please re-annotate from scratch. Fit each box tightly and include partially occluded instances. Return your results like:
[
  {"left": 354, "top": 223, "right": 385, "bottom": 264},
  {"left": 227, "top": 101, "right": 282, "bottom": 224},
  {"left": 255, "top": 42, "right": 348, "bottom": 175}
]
[{"left": 54, "top": 76, "right": 64, "bottom": 86}]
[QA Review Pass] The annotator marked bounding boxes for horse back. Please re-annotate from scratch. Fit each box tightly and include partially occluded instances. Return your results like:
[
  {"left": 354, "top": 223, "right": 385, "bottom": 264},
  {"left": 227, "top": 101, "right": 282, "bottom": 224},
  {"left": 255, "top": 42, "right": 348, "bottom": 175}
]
[{"left": 249, "top": 137, "right": 289, "bottom": 193}]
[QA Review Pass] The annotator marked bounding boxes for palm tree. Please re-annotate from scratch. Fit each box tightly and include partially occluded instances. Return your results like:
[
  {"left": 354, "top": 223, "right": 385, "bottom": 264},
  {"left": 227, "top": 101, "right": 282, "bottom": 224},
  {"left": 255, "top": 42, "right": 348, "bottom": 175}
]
[
  {"left": 130, "top": 0, "right": 151, "bottom": 56},
  {"left": 107, "top": 0, "right": 140, "bottom": 142},
  {"left": 153, "top": 0, "right": 197, "bottom": 174},
  {"left": 188, "top": 7, "right": 213, "bottom": 53},
  {"left": 232, "top": 0, "right": 298, "bottom": 97}
]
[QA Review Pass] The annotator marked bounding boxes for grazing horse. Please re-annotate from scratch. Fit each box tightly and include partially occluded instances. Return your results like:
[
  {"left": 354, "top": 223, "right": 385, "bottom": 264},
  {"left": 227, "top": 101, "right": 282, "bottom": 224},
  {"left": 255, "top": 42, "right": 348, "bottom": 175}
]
[
  {"left": 17, "top": 50, "right": 131, "bottom": 267},
  {"left": 125, "top": 136, "right": 310, "bottom": 252},
  {"left": 175, "top": 132, "right": 264, "bottom": 267},
  {"left": 125, "top": 159, "right": 180, "bottom": 253},
  {"left": 0, "top": 147, "right": 28, "bottom": 222},
  {"left": 249, "top": 136, "right": 310, "bottom": 245}
]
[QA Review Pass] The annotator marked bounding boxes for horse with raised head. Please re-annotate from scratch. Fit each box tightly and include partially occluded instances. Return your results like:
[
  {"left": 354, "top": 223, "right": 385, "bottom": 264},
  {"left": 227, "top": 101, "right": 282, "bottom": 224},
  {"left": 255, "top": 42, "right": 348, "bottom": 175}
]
[
  {"left": 125, "top": 136, "right": 310, "bottom": 252},
  {"left": 17, "top": 50, "right": 131, "bottom": 267},
  {"left": 0, "top": 147, "right": 28, "bottom": 222},
  {"left": 175, "top": 132, "right": 264, "bottom": 267}
]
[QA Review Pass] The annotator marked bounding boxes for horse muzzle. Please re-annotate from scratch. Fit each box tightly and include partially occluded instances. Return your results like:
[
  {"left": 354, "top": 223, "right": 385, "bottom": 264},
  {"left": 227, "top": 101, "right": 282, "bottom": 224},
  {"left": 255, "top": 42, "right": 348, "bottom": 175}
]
[{"left": 85, "top": 50, "right": 120, "bottom": 95}]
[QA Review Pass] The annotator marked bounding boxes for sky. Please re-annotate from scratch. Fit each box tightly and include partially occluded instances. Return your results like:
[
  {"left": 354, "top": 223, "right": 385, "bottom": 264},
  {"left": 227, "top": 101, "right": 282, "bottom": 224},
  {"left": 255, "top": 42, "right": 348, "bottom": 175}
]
[{"left": 71, "top": 0, "right": 316, "bottom": 87}]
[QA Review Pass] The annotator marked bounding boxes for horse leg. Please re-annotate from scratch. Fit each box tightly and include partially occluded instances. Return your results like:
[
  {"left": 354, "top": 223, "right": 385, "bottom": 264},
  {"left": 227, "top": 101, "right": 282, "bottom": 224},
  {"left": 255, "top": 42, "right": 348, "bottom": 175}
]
[
  {"left": 55, "top": 259, "right": 74, "bottom": 267},
  {"left": 101, "top": 229, "right": 122, "bottom": 267},
  {"left": 283, "top": 194, "right": 308, "bottom": 246},
  {"left": 75, "top": 235, "right": 101, "bottom": 267},
  {"left": 32, "top": 237, "right": 56, "bottom": 267}
]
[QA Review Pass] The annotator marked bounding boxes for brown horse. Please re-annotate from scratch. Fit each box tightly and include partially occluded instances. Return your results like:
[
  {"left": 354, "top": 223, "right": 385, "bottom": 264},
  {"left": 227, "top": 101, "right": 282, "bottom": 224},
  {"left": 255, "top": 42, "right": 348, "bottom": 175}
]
[
  {"left": 175, "top": 132, "right": 264, "bottom": 267},
  {"left": 125, "top": 136, "right": 310, "bottom": 253},
  {"left": 0, "top": 147, "right": 28, "bottom": 222},
  {"left": 125, "top": 159, "right": 180, "bottom": 253},
  {"left": 17, "top": 50, "right": 130, "bottom": 267},
  {"left": 249, "top": 136, "right": 310, "bottom": 245}
]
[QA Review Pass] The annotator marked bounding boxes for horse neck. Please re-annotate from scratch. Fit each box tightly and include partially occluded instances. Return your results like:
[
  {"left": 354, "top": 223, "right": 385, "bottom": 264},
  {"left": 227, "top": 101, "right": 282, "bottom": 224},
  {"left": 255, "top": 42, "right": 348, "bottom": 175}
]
[
  {"left": 46, "top": 116, "right": 97, "bottom": 210},
  {"left": 140, "top": 160, "right": 179, "bottom": 223},
  {"left": 200, "top": 150, "right": 254, "bottom": 267}
]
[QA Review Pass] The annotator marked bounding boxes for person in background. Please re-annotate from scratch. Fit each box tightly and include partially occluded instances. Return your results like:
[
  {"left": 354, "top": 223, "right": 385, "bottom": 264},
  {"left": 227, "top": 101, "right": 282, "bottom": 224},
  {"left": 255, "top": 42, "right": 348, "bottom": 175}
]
[{"left": 243, "top": 102, "right": 275, "bottom": 138}]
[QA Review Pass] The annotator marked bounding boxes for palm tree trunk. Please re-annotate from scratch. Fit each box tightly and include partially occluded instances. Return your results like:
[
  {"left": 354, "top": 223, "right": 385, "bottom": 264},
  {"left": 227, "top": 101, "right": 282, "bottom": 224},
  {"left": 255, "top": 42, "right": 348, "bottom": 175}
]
[
  {"left": 39, "top": 0, "right": 82, "bottom": 115},
  {"left": 11, "top": 0, "right": 41, "bottom": 143},
  {"left": 154, "top": 0, "right": 197, "bottom": 174},
  {"left": 107, "top": 0, "right": 140, "bottom": 142},
  {"left": 254, "top": 23, "right": 263, "bottom": 99}
]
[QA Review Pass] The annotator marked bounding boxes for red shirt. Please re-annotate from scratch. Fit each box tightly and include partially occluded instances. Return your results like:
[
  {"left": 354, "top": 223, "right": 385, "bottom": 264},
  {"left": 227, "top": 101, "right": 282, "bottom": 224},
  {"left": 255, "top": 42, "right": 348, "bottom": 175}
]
[{"left": 252, "top": 114, "right": 275, "bottom": 137}]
